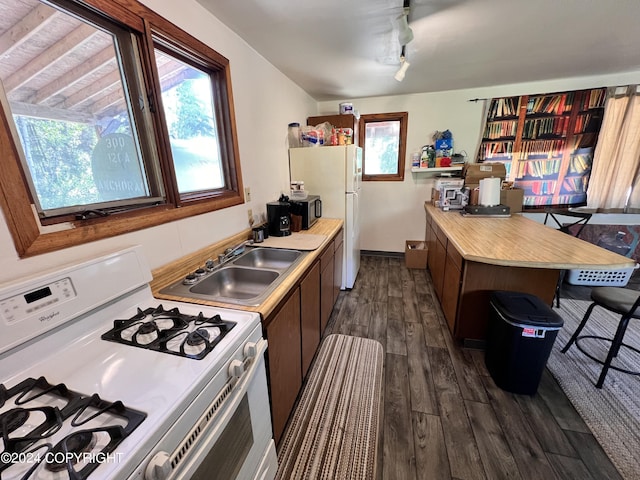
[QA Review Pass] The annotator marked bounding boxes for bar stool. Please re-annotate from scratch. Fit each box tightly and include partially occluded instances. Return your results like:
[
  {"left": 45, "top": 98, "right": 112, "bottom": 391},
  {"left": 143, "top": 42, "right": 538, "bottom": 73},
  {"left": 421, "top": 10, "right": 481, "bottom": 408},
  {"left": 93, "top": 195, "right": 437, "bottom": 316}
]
[
  {"left": 543, "top": 208, "right": 592, "bottom": 307},
  {"left": 561, "top": 286, "right": 640, "bottom": 388}
]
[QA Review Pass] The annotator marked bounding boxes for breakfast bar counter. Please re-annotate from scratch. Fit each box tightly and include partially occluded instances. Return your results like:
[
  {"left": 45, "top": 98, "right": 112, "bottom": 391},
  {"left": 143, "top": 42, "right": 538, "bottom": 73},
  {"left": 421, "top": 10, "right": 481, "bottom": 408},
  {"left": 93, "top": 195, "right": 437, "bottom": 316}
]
[{"left": 424, "top": 203, "right": 635, "bottom": 342}]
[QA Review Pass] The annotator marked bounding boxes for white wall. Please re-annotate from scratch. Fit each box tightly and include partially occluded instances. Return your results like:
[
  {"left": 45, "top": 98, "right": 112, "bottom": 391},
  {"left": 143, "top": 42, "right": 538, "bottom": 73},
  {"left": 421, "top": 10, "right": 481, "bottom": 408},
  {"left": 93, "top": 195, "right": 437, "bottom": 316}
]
[
  {"left": 0, "top": 0, "right": 316, "bottom": 285},
  {"left": 319, "top": 71, "right": 640, "bottom": 253}
]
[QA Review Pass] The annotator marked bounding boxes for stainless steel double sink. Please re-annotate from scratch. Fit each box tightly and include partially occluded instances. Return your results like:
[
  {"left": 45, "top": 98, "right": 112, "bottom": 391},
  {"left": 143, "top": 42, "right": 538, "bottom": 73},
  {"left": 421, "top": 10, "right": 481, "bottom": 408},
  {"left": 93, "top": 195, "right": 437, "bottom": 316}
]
[{"left": 160, "top": 247, "right": 307, "bottom": 306}]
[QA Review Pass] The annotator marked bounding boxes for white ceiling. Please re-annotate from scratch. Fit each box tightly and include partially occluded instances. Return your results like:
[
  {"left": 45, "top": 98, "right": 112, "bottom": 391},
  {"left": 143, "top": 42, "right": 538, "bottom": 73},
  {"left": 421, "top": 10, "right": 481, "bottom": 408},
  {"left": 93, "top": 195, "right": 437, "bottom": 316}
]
[{"left": 195, "top": 0, "right": 640, "bottom": 102}]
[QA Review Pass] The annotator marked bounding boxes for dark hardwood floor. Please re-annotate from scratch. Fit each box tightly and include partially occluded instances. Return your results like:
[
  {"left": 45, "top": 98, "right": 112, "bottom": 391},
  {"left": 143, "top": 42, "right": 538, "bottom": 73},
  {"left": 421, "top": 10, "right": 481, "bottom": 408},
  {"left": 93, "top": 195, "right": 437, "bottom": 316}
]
[{"left": 321, "top": 254, "right": 623, "bottom": 480}]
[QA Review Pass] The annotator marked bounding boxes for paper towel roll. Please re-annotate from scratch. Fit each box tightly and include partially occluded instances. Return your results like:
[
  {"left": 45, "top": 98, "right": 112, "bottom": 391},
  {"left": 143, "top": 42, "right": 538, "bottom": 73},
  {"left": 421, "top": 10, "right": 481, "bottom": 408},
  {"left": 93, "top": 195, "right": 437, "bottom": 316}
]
[{"left": 479, "top": 177, "right": 501, "bottom": 206}]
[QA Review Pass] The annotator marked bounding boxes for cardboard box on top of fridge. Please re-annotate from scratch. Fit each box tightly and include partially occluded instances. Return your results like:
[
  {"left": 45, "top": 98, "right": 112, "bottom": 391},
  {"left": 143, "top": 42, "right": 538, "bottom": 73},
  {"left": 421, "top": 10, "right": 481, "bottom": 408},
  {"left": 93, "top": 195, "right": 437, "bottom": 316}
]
[{"left": 463, "top": 162, "right": 507, "bottom": 189}]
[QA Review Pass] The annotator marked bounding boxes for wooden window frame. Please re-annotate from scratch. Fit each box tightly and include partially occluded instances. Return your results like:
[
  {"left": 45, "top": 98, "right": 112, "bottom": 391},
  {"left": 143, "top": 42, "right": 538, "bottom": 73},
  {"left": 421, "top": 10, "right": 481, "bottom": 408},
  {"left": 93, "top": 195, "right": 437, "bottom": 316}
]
[
  {"left": 358, "top": 112, "right": 408, "bottom": 182},
  {"left": 0, "top": 0, "right": 244, "bottom": 257}
]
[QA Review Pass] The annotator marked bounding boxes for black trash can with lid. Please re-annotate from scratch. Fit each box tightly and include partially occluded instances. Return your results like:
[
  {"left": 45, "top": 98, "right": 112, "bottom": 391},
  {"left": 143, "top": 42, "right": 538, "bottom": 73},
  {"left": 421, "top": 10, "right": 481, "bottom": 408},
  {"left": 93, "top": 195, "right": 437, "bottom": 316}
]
[{"left": 485, "top": 291, "right": 564, "bottom": 395}]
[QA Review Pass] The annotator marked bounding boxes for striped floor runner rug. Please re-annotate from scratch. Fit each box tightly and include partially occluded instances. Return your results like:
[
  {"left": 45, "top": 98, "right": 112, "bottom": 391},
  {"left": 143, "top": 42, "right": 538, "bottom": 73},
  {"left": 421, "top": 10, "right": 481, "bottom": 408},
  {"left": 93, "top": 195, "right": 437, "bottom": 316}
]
[{"left": 276, "top": 334, "right": 384, "bottom": 480}]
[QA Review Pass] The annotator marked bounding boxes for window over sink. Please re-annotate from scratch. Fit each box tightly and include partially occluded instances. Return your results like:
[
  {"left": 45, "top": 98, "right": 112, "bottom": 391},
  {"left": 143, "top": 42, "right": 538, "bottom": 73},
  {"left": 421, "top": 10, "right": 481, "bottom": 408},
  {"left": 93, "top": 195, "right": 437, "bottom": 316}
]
[{"left": 0, "top": 0, "right": 243, "bottom": 257}]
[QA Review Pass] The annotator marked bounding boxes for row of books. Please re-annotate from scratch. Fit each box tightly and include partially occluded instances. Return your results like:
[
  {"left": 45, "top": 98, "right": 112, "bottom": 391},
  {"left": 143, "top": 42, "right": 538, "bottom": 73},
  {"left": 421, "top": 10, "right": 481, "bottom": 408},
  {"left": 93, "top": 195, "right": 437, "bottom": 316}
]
[
  {"left": 569, "top": 133, "right": 597, "bottom": 151},
  {"left": 514, "top": 159, "right": 561, "bottom": 179},
  {"left": 521, "top": 194, "right": 584, "bottom": 206},
  {"left": 526, "top": 93, "right": 574, "bottom": 116},
  {"left": 522, "top": 116, "right": 569, "bottom": 139},
  {"left": 518, "top": 139, "right": 566, "bottom": 158},
  {"left": 574, "top": 112, "right": 602, "bottom": 134},
  {"left": 480, "top": 143, "right": 593, "bottom": 164},
  {"left": 562, "top": 176, "right": 588, "bottom": 193},
  {"left": 488, "top": 97, "right": 519, "bottom": 119},
  {"left": 517, "top": 180, "right": 557, "bottom": 196},
  {"left": 523, "top": 195, "right": 554, "bottom": 206},
  {"left": 483, "top": 120, "right": 517, "bottom": 139},
  {"left": 569, "top": 153, "right": 593, "bottom": 174},
  {"left": 581, "top": 89, "right": 606, "bottom": 111},
  {"left": 478, "top": 141, "right": 514, "bottom": 160}
]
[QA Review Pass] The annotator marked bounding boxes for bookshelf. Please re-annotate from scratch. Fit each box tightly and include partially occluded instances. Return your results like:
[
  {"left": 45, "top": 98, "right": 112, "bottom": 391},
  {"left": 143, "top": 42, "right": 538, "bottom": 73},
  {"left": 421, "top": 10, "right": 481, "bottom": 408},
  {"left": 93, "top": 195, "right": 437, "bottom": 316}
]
[{"left": 477, "top": 88, "right": 605, "bottom": 208}]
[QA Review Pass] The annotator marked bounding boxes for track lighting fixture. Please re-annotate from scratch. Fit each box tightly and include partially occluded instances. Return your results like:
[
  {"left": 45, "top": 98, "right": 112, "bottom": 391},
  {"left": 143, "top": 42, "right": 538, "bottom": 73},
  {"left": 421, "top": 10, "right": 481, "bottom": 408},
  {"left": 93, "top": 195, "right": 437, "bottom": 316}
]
[
  {"left": 394, "top": 46, "right": 410, "bottom": 82},
  {"left": 398, "top": 7, "right": 414, "bottom": 46}
]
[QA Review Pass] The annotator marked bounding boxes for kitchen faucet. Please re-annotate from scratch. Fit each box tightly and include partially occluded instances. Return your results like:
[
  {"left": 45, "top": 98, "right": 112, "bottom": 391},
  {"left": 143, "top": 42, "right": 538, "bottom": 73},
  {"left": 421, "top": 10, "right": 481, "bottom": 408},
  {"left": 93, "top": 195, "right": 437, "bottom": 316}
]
[{"left": 218, "top": 239, "right": 254, "bottom": 265}]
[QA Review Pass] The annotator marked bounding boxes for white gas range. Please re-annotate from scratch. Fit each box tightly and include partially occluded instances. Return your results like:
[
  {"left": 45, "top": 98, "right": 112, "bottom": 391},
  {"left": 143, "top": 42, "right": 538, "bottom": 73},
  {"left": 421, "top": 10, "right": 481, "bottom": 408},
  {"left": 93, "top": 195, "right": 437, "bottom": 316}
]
[{"left": 0, "top": 246, "right": 278, "bottom": 480}]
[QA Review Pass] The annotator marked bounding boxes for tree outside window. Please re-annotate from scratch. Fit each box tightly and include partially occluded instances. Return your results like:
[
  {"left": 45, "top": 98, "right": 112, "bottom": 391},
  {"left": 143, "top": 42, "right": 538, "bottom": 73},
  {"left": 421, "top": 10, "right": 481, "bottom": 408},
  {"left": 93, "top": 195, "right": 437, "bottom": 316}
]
[{"left": 359, "top": 112, "right": 408, "bottom": 181}]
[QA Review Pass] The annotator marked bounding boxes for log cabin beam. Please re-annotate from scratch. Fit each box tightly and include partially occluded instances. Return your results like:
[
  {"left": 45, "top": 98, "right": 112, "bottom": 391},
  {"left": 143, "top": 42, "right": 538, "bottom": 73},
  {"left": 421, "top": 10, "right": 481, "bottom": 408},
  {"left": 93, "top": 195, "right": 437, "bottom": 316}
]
[
  {"left": 0, "top": 4, "right": 59, "bottom": 58},
  {"left": 30, "top": 46, "right": 114, "bottom": 104},
  {"left": 4, "top": 23, "right": 97, "bottom": 92}
]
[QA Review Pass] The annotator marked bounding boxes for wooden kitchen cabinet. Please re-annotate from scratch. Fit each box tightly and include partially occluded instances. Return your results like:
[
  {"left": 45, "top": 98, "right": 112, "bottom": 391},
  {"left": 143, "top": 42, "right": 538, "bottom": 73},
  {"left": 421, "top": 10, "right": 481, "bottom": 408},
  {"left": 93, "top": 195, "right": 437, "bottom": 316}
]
[
  {"left": 426, "top": 212, "right": 436, "bottom": 273},
  {"left": 265, "top": 288, "right": 301, "bottom": 444},
  {"left": 333, "top": 228, "right": 344, "bottom": 302},
  {"left": 320, "top": 241, "right": 335, "bottom": 333},
  {"left": 441, "top": 243, "right": 463, "bottom": 334},
  {"left": 307, "top": 114, "right": 359, "bottom": 145},
  {"left": 300, "top": 261, "right": 321, "bottom": 378},
  {"left": 430, "top": 222, "right": 447, "bottom": 301},
  {"left": 262, "top": 228, "right": 344, "bottom": 445}
]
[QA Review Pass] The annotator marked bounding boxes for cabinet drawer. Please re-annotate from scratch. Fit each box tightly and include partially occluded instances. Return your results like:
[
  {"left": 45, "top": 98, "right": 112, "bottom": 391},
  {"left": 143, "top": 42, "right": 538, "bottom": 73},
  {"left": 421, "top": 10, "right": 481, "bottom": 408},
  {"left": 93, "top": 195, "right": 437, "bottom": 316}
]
[
  {"left": 447, "top": 243, "right": 463, "bottom": 270},
  {"left": 320, "top": 243, "right": 334, "bottom": 271}
]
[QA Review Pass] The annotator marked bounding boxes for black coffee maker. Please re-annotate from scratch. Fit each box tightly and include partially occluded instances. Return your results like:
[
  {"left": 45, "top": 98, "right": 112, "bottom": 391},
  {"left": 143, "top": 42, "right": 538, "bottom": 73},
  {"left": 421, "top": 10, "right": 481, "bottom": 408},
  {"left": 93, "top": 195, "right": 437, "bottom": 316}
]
[{"left": 267, "top": 195, "right": 291, "bottom": 237}]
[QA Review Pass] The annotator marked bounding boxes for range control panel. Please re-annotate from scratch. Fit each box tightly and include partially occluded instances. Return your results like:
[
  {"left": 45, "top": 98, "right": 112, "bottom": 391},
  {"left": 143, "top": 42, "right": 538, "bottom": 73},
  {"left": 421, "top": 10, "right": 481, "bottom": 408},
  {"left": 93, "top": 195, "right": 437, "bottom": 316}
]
[{"left": 0, "top": 278, "right": 76, "bottom": 324}]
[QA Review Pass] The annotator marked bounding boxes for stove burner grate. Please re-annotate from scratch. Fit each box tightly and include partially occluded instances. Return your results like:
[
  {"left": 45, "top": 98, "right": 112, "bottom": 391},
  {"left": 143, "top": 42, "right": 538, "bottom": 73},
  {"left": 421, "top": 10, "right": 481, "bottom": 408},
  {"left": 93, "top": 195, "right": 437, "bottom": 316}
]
[
  {"left": 101, "top": 305, "right": 236, "bottom": 359},
  {"left": 0, "top": 377, "right": 145, "bottom": 480}
]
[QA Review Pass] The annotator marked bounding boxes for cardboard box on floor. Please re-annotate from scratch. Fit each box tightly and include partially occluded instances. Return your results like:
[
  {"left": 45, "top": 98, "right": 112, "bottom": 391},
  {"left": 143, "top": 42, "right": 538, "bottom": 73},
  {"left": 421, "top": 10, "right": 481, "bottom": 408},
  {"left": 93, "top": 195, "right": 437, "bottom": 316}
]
[{"left": 405, "top": 241, "right": 428, "bottom": 269}]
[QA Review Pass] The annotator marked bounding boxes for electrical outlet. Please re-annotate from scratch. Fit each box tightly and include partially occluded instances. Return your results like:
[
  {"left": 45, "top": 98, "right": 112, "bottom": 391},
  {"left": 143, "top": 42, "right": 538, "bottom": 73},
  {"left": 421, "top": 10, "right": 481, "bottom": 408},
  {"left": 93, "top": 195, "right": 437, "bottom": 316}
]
[
  {"left": 247, "top": 209, "right": 254, "bottom": 226},
  {"left": 244, "top": 187, "right": 251, "bottom": 202}
]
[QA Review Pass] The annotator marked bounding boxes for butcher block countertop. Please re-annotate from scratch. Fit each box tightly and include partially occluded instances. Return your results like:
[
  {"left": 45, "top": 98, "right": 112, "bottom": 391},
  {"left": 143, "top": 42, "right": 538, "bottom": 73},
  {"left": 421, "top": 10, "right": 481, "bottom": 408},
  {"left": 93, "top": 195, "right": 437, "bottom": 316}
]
[
  {"left": 151, "top": 218, "right": 344, "bottom": 319},
  {"left": 425, "top": 203, "right": 635, "bottom": 270}
]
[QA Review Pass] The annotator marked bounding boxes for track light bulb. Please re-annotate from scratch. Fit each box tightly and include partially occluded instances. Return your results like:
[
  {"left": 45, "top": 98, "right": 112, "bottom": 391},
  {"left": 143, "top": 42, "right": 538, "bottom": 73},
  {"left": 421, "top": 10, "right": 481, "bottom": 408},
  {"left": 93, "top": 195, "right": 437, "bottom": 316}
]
[{"left": 394, "top": 58, "right": 410, "bottom": 82}]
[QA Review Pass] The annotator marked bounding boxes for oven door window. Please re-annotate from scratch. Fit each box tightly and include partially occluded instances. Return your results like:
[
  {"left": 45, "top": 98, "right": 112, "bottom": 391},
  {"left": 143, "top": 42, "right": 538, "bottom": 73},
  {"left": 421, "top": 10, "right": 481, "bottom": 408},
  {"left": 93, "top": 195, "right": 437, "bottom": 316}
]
[{"left": 191, "top": 394, "right": 253, "bottom": 480}]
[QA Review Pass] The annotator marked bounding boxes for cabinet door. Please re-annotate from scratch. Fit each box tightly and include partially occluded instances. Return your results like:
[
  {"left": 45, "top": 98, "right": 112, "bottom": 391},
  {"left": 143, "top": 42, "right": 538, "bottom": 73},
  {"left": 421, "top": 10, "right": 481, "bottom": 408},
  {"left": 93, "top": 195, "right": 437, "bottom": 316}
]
[
  {"left": 426, "top": 222, "right": 435, "bottom": 272},
  {"left": 265, "top": 288, "right": 301, "bottom": 444},
  {"left": 441, "top": 245, "right": 463, "bottom": 334},
  {"left": 300, "top": 261, "right": 321, "bottom": 378},
  {"left": 320, "top": 244, "right": 335, "bottom": 333},
  {"left": 431, "top": 233, "right": 446, "bottom": 301}
]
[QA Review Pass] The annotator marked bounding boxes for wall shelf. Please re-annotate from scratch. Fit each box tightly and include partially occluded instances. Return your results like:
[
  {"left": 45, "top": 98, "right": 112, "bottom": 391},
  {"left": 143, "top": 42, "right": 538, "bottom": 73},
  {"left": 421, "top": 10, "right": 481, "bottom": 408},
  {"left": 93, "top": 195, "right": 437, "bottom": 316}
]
[{"left": 411, "top": 166, "right": 464, "bottom": 174}]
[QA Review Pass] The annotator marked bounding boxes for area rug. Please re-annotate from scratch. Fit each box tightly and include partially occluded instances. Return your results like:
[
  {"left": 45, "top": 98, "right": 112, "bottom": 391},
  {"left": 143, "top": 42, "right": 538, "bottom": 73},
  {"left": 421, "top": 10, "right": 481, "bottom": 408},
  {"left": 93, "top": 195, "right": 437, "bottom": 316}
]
[
  {"left": 276, "top": 334, "right": 384, "bottom": 480},
  {"left": 547, "top": 298, "right": 640, "bottom": 479}
]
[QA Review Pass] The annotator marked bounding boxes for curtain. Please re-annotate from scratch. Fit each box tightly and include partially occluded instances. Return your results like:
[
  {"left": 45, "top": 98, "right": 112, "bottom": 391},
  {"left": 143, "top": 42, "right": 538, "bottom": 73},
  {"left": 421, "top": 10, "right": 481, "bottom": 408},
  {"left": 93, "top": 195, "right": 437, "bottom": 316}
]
[{"left": 587, "top": 85, "right": 640, "bottom": 211}]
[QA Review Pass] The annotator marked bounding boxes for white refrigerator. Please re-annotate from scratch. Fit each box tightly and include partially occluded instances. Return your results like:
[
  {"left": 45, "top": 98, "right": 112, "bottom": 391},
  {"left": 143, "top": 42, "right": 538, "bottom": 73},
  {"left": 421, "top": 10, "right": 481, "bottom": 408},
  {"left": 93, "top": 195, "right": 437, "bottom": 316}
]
[{"left": 289, "top": 145, "right": 362, "bottom": 289}]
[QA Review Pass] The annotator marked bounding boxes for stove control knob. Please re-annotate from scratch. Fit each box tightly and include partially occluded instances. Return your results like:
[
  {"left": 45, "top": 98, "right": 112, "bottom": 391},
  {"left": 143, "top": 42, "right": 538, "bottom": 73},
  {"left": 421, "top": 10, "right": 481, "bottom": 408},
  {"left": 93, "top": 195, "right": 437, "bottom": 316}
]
[
  {"left": 145, "top": 451, "right": 171, "bottom": 480},
  {"left": 244, "top": 342, "right": 258, "bottom": 358},
  {"left": 229, "top": 359, "right": 245, "bottom": 378}
]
